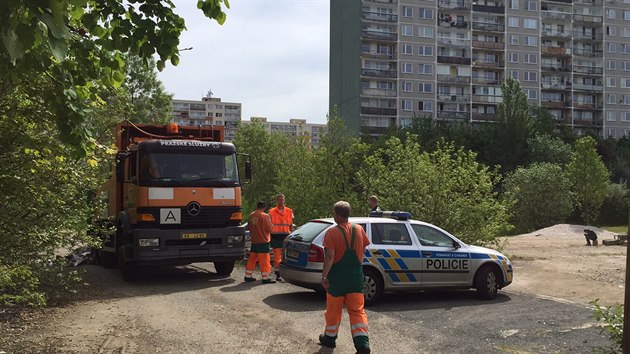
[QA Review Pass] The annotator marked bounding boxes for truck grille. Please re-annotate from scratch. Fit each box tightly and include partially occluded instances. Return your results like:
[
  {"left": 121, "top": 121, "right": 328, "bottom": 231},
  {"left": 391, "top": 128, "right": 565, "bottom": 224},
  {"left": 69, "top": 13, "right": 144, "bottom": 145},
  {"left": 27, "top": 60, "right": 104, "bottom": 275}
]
[{"left": 136, "top": 206, "right": 241, "bottom": 229}]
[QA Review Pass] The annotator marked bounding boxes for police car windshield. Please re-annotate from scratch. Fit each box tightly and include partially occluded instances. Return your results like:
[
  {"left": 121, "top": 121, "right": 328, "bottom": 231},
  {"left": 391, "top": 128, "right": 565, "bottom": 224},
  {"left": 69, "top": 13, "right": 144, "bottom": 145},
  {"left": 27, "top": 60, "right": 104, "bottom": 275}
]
[{"left": 288, "top": 221, "right": 331, "bottom": 243}]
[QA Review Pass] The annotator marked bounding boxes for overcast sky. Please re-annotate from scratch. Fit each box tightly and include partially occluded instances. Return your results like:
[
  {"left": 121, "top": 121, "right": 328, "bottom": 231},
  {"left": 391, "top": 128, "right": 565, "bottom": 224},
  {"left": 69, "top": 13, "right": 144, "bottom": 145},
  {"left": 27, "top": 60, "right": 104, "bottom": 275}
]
[{"left": 157, "top": 0, "right": 330, "bottom": 124}]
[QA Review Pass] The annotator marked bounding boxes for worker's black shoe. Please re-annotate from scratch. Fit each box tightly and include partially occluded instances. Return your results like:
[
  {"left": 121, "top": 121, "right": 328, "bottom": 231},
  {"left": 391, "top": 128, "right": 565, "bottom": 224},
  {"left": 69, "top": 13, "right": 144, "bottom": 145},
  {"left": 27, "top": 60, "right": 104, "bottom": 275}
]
[
  {"left": 275, "top": 271, "right": 283, "bottom": 281},
  {"left": 262, "top": 278, "right": 276, "bottom": 284},
  {"left": 318, "top": 334, "right": 336, "bottom": 348},
  {"left": 355, "top": 347, "right": 371, "bottom": 354},
  {"left": 244, "top": 276, "right": 256, "bottom": 282}
]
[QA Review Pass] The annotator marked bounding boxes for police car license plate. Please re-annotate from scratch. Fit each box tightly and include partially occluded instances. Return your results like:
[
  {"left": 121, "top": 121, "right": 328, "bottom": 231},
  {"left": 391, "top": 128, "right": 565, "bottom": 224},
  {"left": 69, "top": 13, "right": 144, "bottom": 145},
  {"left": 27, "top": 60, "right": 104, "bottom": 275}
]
[
  {"left": 181, "top": 232, "right": 206, "bottom": 239},
  {"left": 286, "top": 249, "right": 299, "bottom": 259}
]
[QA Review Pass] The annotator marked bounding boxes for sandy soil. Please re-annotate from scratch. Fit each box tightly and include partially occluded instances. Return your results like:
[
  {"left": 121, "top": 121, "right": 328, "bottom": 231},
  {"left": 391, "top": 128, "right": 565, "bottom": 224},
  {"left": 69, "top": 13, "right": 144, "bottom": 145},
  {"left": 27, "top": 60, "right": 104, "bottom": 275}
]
[{"left": 502, "top": 224, "right": 627, "bottom": 306}]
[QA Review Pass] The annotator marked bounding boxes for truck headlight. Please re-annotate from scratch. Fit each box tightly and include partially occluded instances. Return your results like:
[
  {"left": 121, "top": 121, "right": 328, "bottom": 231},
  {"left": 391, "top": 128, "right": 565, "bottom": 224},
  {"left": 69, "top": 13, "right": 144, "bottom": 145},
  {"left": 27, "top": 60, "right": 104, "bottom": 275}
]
[
  {"left": 138, "top": 238, "right": 160, "bottom": 247},
  {"left": 227, "top": 235, "right": 244, "bottom": 244}
]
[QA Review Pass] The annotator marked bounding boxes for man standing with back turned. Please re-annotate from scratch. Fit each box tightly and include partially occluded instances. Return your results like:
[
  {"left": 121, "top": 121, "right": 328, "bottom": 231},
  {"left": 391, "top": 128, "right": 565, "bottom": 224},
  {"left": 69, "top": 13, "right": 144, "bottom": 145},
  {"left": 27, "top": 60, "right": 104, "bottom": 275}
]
[
  {"left": 319, "top": 201, "right": 370, "bottom": 354},
  {"left": 269, "top": 194, "right": 294, "bottom": 281},
  {"left": 245, "top": 201, "right": 275, "bottom": 284}
]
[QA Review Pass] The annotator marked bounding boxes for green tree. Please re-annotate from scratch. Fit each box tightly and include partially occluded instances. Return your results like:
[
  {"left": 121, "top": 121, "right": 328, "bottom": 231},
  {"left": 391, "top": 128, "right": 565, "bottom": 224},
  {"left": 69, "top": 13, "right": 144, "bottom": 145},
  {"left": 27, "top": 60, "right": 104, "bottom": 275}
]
[
  {"left": 122, "top": 53, "right": 173, "bottom": 124},
  {"left": 356, "top": 134, "right": 511, "bottom": 246},
  {"left": 527, "top": 134, "right": 573, "bottom": 165},
  {"left": 0, "top": 0, "right": 229, "bottom": 152},
  {"left": 567, "top": 136, "right": 610, "bottom": 225},
  {"left": 503, "top": 163, "right": 573, "bottom": 231}
]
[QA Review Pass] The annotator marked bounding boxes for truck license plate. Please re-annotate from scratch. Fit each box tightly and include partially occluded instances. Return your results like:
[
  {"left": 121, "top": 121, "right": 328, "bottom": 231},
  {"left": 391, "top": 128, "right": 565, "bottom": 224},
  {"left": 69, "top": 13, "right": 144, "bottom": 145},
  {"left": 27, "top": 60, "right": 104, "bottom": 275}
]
[
  {"left": 182, "top": 232, "right": 206, "bottom": 239},
  {"left": 287, "top": 249, "right": 299, "bottom": 259}
]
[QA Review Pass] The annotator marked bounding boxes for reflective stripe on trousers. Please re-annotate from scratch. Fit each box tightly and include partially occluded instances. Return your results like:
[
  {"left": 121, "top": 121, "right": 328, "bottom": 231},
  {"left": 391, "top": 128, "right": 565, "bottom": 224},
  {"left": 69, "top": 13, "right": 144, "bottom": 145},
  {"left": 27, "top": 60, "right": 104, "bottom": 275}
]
[
  {"left": 246, "top": 252, "right": 272, "bottom": 279},
  {"left": 324, "top": 292, "right": 369, "bottom": 339}
]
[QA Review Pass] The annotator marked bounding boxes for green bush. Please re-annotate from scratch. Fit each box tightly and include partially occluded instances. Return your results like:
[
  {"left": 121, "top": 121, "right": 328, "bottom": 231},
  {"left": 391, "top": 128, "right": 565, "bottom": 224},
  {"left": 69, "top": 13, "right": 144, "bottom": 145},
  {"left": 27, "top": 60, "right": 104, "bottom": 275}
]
[
  {"left": 592, "top": 300, "right": 623, "bottom": 353},
  {"left": 597, "top": 183, "right": 629, "bottom": 226}
]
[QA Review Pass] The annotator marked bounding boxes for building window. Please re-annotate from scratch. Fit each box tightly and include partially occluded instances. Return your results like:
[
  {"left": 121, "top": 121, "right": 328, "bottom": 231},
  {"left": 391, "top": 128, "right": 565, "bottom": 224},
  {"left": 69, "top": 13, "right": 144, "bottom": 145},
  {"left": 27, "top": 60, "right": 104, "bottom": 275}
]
[
  {"left": 402, "top": 81, "right": 413, "bottom": 92},
  {"left": 418, "top": 26, "right": 434, "bottom": 38},
  {"left": 402, "top": 25, "right": 413, "bottom": 37},
  {"left": 402, "top": 6, "right": 413, "bottom": 17},
  {"left": 419, "top": 101, "right": 433, "bottom": 112},
  {"left": 418, "top": 63, "right": 433, "bottom": 74},
  {"left": 508, "top": 17, "right": 519, "bottom": 28},
  {"left": 608, "top": 42, "right": 617, "bottom": 53},
  {"left": 418, "top": 8, "right": 433, "bottom": 19},
  {"left": 509, "top": 52, "right": 518, "bottom": 63},
  {"left": 607, "top": 77, "right": 616, "bottom": 87},
  {"left": 419, "top": 82, "right": 433, "bottom": 93},
  {"left": 623, "top": 112, "right": 630, "bottom": 121},
  {"left": 622, "top": 27, "right": 630, "bottom": 37},
  {"left": 608, "top": 60, "right": 616, "bottom": 70},
  {"left": 608, "top": 9, "right": 617, "bottom": 19},
  {"left": 509, "top": 70, "right": 519, "bottom": 80},
  {"left": 623, "top": 44, "right": 630, "bottom": 54},
  {"left": 402, "top": 100, "right": 413, "bottom": 111},
  {"left": 625, "top": 11, "right": 630, "bottom": 20},
  {"left": 418, "top": 45, "right": 433, "bottom": 56},
  {"left": 527, "top": 89, "right": 537, "bottom": 99},
  {"left": 402, "top": 44, "right": 413, "bottom": 55},
  {"left": 608, "top": 94, "right": 617, "bottom": 104},
  {"left": 525, "top": 54, "right": 537, "bottom": 64},
  {"left": 524, "top": 36, "right": 537, "bottom": 46},
  {"left": 527, "top": 1, "right": 536, "bottom": 10},
  {"left": 509, "top": 0, "right": 519, "bottom": 9},
  {"left": 607, "top": 111, "right": 617, "bottom": 121},
  {"left": 402, "top": 63, "right": 413, "bottom": 73},
  {"left": 608, "top": 26, "right": 616, "bottom": 37},
  {"left": 624, "top": 95, "right": 630, "bottom": 104},
  {"left": 510, "top": 34, "right": 519, "bottom": 45},
  {"left": 524, "top": 18, "right": 537, "bottom": 29},
  {"left": 622, "top": 61, "right": 630, "bottom": 71},
  {"left": 524, "top": 71, "right": 537, "bottom": 81},
  {"left": 622, "top": 78, "right": 630, "bottom": 88}
]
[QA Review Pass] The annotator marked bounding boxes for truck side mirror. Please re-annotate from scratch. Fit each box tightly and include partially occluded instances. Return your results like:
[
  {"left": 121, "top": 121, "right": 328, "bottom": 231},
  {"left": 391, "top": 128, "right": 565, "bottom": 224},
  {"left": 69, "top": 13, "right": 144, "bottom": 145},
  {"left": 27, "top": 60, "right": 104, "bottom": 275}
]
[
  {"left": 245, "top": 160, "right": 252, "bottom": 180},
  {"left": 116, "top": 152, "right": 126, "bottom": 181}
]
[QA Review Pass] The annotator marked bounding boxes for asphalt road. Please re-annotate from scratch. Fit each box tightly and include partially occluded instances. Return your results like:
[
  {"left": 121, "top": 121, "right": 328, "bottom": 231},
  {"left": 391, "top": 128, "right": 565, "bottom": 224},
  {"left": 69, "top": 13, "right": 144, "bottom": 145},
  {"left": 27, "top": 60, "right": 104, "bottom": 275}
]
[{"left": 5, "top": 263, "right": 611, "bottom": 354}]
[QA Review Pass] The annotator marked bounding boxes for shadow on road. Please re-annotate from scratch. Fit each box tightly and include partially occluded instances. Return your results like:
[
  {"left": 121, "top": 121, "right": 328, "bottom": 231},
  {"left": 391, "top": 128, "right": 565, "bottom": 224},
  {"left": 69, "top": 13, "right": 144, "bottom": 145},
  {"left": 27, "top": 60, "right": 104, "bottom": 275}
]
[{"left": 263, "top": 290, "right": 326, "bottom": 312}]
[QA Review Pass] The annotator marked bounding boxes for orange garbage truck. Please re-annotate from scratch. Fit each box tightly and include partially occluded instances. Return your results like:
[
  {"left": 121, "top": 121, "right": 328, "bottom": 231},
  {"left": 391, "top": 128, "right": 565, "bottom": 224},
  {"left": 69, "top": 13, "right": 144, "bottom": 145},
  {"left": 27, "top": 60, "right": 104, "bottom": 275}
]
[{"left": 96, "top": 122, "right": 251, "bottom": 280}]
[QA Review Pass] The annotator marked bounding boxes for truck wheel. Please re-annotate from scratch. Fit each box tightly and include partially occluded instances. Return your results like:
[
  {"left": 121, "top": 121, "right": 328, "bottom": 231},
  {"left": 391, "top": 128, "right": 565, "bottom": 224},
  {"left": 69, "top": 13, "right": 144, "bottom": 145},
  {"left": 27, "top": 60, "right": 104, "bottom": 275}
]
[
  {"left": 363, "top": 268, "right": 384, "bottom": 306},
  {"left": 475, "top": 265, "right": 499, "bottom": 300},
  {"left": 99, "top": 249, "right": 117, "bottom": 268},
  {"left": 214, "top": 261, "right": 235, "bottom": 276},
  {"left": 118, "top": 246, "right": 138, "bottom": 281}
]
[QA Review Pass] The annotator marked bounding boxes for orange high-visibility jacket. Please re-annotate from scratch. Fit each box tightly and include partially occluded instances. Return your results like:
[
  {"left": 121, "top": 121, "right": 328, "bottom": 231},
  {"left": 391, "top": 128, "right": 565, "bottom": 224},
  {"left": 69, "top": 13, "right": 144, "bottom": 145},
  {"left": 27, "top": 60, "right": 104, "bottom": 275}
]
[{"left": 269, "top": 206, "right": 294, "bottom": 234}]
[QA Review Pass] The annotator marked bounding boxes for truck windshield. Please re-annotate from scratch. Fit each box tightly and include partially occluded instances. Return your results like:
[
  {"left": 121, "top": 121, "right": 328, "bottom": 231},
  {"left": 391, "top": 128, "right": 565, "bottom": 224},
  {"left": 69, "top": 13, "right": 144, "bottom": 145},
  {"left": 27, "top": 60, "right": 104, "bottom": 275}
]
[{"left": 139, "top": 152, "right": 239, "bottom": 187}]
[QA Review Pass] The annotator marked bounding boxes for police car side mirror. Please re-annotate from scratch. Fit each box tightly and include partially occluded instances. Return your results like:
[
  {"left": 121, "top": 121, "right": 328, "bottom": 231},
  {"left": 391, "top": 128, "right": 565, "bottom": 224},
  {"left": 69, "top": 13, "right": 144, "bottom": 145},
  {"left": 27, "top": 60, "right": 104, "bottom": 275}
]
[{"left": 452, "top": 240, "right": 461, "bottom": 249}]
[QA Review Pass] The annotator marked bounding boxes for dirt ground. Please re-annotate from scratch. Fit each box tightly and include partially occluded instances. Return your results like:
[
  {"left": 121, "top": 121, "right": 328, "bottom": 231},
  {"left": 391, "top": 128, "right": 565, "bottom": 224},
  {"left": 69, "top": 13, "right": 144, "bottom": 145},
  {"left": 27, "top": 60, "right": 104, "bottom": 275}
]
[{"left": 502, "top": 224, "right": 627, "bottom": 306}]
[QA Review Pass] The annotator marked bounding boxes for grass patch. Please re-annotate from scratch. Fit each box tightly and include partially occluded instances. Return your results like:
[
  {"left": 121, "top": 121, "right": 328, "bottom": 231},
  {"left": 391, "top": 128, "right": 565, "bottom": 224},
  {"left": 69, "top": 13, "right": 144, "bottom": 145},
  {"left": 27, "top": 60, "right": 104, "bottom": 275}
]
[{"left": 600, "top": 225, "right": 628, "bottom": 234}]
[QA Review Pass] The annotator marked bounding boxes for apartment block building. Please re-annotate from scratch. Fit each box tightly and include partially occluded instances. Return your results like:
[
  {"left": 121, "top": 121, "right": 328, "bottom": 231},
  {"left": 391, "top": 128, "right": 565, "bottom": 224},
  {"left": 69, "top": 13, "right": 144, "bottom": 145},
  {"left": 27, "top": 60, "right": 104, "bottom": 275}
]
[
  {"left": 245, "top": 117, "right": 328, "bottom": 148},
  {"left": 330, "top": 0, "right": 630, "bottom": 138},
  {"left": 171, "top": 95, "right": 242, "bottom": 142}
]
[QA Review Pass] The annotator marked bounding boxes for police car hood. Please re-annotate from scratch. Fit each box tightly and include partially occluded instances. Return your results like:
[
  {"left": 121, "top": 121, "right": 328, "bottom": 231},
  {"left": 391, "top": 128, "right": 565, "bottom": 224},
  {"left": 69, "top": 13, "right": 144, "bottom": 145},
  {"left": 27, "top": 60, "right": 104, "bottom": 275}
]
[{"left": 467, "top": 245, "right": 504, "bottom": 257}]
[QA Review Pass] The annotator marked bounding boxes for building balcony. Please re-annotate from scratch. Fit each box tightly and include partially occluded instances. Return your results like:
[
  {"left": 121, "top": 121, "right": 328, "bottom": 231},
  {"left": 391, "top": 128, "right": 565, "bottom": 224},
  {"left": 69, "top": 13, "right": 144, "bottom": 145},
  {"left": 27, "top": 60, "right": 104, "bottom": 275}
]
[
  {"left": 437, "top": 37, "right": 471, "bottom": 47},
  {"left": 573, "top": 102, "right": 603, "bottom": 109},
  {"left": 541, "top": 11, "right": 572, "bottom": 21},
  {"left": 572, "top": 119, "right": 601, "bottom": 127},
  {"left": 472, "top": 41, "right": 504, "bottom": 50},
  {"left": 361, "top": 107, "right": 397, "bottom": 116},
  {"left": 361, "top": 88, "right": 397, "bottom": 97},
  {"left": 437, "top": 56, "right": 472, "bottom": 65},
  {"left": 362, "top": 11, "right": 398, "bottom": 22},
  {"left": 541, "top": 29, "right": 571, "bottom": 37},
  {"left": 574, "top": 0, "right": 603, "bottom": 4},
  {"left": 573, "top": 14, "right": 603, "bottom": 23},
  {"left": 437, "top": 111, "right": 470, "bottom": 120},
  {"left": 437, "top": 74, "right": 471, "bottom": 84},
  {"left": 472, "top": 113, "right": 498, "bottom": 121},
  {"left": 472, "top": 76, "right": 501, "bottom": 85},
  {"left": 362, "top": 30, "right": 397, "bottom": 41},
  {"left": 542, "top": 100, "right": 570, "bottom": 108},
  {"left": 572, "top": 49, "right": 603, "bottom": 57},
  {"left": 472, "top": 4, "right": 505, "bottom": 13},
  {"left": 541, "top": 82, "right": 569, "bottom": 90},
  {"left": 361, "top": 50, "right": 396, "bottom": 60},
  {"left": 438, "top": 20, "right": 470, "bottom": 29},
  {"left": 364, "top": 0, "right": 398, "bottom": 4},
  {"left": 472, "top": 22, "right": 505, "bottom": 32},
  {"left": 438, "top": 0, "right": 471, "bottom": 10},
  {"left": 437, "top": 94, "right": 471, "bottom": 103},
  {"left": 545, "top": 0, "right": 572, "bottom": 3},
  {"left": 472, "top": 94, "right": 502, "bottom": 103},
  {"left": 541, "top": 65, "right": 571, "bottom": 72},
  {"left": 473, "top": 59, "right": 504, "bottom": 68},
  {"left": 572, "top": 83, "right": 603, "bottom": 91},
  {"left": 541, "top": 46, "right": 571, "bottom": 56},
  {"left": 573, "top": 66, "right": 603, "bottom": 75},
  {"left": 572, "top": 32, "right": 603, "bottom": 41},
  {"left": 361, "top": 68, "right": 397, "bottom": 78}
]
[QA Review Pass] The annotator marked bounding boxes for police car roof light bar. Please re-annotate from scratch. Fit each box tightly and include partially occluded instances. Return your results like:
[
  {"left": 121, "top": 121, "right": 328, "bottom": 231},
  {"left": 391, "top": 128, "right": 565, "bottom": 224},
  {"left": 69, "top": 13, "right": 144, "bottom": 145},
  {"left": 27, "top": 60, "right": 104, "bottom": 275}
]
[{"left": 369, "top": 211, "right": 413, "bottom": 220}]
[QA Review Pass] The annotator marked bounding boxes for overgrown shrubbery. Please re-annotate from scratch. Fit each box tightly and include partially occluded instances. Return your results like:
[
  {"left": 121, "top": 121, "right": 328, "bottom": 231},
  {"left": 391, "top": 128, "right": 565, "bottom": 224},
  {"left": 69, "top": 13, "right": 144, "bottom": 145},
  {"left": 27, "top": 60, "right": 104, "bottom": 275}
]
[
  {"left": 597, "top": 183, "right": 629, "bottom": 226},
  {"left": 592, "top": 300, "right": 623, "bottom": 353}
]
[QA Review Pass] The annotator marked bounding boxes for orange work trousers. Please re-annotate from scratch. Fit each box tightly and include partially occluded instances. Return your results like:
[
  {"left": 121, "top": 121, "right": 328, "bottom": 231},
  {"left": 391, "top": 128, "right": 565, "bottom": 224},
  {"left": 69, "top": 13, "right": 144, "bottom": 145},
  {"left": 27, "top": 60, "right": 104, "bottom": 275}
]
[
  {"left": 272, "top": 248, "right": 282, "bottom": 270},
  {"left": 245, "top": 252, "right": 272, "bottom": 279},
  {"left": 324, "top": 292, "right": 369, "bottom": 344}
]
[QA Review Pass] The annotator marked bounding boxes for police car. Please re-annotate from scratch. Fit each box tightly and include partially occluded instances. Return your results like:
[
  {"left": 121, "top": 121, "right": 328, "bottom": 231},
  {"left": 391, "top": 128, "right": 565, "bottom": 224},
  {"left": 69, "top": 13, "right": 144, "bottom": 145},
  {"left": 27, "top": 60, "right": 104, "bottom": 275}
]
[{"left": 279, "top": 211, "right": 513, "bottom": 305}]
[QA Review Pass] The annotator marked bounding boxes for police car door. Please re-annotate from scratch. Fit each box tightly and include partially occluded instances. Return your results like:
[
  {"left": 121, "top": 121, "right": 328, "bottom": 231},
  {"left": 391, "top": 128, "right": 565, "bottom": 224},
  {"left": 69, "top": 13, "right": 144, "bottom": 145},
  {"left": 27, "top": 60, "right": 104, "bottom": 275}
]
[
  {"left": 366, "top": 221, "right": 421, "bottom": 286},
  {"left": 410, "top": 224, "right": 471, "bottom": 286}
]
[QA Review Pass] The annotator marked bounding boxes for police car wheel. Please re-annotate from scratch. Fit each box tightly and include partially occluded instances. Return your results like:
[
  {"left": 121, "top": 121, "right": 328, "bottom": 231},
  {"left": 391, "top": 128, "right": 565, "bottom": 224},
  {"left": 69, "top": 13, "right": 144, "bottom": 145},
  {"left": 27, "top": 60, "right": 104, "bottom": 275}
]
[
  {"left": 363, "top": 268, "right": 383, "bottom": 306},
  {"left": 475, "top": 265, "right": 499, "bottom": 300}
]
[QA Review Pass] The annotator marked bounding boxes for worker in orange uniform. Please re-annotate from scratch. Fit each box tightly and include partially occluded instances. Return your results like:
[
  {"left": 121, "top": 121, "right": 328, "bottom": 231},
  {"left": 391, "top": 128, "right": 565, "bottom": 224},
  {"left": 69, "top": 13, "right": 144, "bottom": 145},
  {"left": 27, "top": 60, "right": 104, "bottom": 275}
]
[
  {"left": 268, "top": 194, "right": 294, "bottom": 281},
  {"left": 319, "top": 201, "right": 370, "bottom": 354},
  {"left": 245, "top": 201, "right": 275, "bottom": 284}
]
